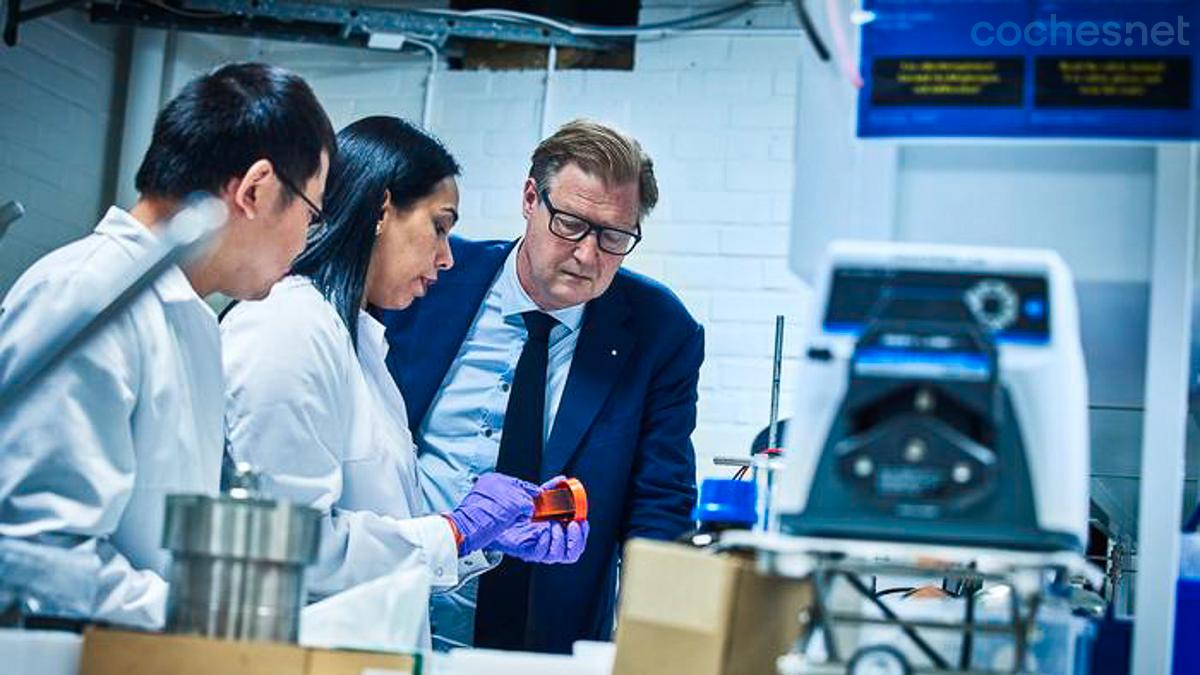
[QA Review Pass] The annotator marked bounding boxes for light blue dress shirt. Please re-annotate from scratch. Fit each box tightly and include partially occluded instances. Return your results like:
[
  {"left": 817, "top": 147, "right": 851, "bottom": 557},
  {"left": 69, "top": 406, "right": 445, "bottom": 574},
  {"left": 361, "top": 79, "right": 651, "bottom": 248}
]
[{"left": 417, "top": 241, "right": 585, "bottom": 650}]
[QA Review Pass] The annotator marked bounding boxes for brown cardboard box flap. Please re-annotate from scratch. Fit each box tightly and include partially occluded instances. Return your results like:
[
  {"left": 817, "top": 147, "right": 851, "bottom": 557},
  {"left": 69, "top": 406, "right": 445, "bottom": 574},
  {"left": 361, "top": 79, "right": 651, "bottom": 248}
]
[
  {"left": 81, "top": 628, "right": 306, "bottom": 675},
  {"left": 81, "top": 627, "right": 419, "bottom": 675},
  {"left": 618, "top": 539, "right": 738, "bottom": 634},
  {"left": 613, "top": 539, "right": 812, "bottom": 675}
]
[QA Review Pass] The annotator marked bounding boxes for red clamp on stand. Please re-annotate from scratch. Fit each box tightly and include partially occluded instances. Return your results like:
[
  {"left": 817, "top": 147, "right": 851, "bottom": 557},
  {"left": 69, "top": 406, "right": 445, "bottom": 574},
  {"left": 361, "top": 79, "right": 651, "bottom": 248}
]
[{"left": 533, "top": 477, "right": 588, "bottom": 522}]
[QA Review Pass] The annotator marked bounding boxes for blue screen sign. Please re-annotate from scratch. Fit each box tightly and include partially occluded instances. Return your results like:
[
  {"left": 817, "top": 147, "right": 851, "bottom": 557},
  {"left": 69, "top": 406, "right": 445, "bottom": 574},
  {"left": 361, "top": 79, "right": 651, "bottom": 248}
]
[{"left": 858, "top": 0, "right": 1200, "bottom": 139}]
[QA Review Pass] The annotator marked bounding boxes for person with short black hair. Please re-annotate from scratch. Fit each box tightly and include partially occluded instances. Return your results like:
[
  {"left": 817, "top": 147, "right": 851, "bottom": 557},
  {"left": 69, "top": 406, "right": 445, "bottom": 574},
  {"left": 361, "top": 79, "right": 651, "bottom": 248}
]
[{"left": 0, "top": 62, "right": 335, "bottom": 630}]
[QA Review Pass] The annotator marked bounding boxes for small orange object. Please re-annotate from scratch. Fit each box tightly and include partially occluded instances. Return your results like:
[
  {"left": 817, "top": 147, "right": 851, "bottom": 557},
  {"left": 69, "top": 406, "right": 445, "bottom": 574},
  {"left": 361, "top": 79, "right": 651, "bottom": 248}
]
[{"left": 533, "top": 477, "right": 588, "bottom": 522}]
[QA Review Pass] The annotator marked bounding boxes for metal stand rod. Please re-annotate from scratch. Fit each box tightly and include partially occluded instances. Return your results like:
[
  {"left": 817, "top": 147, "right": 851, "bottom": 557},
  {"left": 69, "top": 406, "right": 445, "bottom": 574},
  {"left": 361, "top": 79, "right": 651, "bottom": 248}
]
[
  {"left": 768, "top": 314, "right": 784, "bottom": 449},
  {"left": 1011, "top": 591, "right": 1039, "bottom": 673},
  {"left": 827, "top": 612, "right": 1016, "bottom": 635},
  {"left": 753, "top": 316, "right": 787, "bottom": 531},
  {"left": 959, "top": 590, "right": 976, "bottom": 668},
  {"left": 843, "top": 572, "right": 951, "bottom": 670},
  {"left": 809, "top": 569, "right": 840, "bottom": 663}
]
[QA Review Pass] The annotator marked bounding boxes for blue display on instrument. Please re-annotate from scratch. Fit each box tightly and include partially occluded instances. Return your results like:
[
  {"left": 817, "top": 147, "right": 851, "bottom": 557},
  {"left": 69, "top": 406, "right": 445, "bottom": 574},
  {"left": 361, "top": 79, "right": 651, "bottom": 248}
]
[
  {"left": 854, "top": 347, "right": 994, "bottom": 381},
  {"left": 823, "top": 268, "right": 1052, "bottom": 344},
  {"left": 857, "top": 0, "right": 1200, "bottom": 139}
]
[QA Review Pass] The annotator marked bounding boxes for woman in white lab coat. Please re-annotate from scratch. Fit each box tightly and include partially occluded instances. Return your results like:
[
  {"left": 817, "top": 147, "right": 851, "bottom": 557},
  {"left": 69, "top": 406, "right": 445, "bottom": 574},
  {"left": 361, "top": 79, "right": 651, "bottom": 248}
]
[{"left": 221, "top": 117, "right": 587, "bottom": 615}]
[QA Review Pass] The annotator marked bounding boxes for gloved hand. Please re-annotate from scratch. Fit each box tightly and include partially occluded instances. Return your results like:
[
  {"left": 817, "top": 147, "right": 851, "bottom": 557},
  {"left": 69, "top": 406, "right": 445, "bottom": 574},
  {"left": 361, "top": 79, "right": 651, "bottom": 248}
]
[
  {"left": 488, "top": 476, "right": 590, "bottom": 564},
  {"left": 447, "top": 473, "right": 540, "bottom": 554},
  {"left": 490, "top": 519, "right": 589, "bottom": 564}
]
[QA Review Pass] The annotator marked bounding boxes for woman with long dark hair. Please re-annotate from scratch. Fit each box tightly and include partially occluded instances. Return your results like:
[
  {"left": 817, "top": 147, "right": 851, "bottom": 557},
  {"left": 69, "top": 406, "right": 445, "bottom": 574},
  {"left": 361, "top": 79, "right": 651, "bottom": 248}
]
[{"left": 220, "top": 117, "right": 587, "bottom": 641}]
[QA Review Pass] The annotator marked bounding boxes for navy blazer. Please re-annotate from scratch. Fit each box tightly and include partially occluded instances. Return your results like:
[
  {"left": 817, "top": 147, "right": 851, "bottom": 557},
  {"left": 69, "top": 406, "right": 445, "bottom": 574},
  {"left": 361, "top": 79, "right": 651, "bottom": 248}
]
[{"left": 379, "top": 237, "right": 702, "bottom": 653}]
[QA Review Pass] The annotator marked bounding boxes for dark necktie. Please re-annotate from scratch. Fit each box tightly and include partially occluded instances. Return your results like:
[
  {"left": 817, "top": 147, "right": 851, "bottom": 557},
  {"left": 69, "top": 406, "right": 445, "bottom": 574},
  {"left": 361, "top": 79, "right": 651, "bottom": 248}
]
[{"left": 474, "top": 310, "right": 557, "bottom": 650}]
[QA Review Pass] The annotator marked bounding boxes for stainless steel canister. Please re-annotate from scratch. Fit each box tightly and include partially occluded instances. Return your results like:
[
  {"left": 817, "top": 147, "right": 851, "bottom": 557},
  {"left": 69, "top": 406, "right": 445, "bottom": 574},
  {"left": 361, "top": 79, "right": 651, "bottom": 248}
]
[{"left": 161, "top": 487, "right": 320, "bottom": 643}]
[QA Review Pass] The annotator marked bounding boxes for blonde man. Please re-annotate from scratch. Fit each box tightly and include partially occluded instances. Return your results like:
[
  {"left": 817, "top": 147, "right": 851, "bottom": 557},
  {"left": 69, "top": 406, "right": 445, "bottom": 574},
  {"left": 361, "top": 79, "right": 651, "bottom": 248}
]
[{"left": 378, "top": 119, "right": 702, "bottom": 653}]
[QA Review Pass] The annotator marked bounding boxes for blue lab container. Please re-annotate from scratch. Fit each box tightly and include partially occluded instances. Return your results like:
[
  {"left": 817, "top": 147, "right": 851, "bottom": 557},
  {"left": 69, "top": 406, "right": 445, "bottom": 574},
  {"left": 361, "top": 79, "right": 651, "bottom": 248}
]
[
  {"left": 1088, "top": 617, "right": 1131, "bottom": 675},
  {"left": 1174, "top": 577, "right": 1200, "bottom": 674},
  {"left": 693, "top": 478, "right": 757, "bottom": 528}
]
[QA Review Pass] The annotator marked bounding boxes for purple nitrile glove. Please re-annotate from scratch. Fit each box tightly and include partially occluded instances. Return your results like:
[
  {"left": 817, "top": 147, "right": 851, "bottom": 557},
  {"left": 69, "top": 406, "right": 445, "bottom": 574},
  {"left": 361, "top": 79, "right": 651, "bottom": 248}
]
[
  {"left": 448, "top": 472, "right": 540, "bottom": 555},
  {"left": 489, "top": 476, "right": 590, "bottom": 564},
  {"left": 490, "top": 519, "right": 590, "bottom": 564}
]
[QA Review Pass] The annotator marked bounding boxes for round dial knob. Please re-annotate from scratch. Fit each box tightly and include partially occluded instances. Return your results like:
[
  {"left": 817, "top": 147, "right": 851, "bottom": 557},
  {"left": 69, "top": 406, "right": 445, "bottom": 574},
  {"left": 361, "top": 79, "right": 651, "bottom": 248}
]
[{"left": 964, "top": 279, "right": 1019, "bottom": 332}]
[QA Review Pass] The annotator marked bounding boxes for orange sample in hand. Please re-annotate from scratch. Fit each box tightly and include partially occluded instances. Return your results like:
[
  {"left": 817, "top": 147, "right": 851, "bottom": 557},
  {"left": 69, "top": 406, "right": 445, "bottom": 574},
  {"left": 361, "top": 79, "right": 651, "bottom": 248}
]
[{"left": 532, "top": 477, "right": 588, "bottom": 522}]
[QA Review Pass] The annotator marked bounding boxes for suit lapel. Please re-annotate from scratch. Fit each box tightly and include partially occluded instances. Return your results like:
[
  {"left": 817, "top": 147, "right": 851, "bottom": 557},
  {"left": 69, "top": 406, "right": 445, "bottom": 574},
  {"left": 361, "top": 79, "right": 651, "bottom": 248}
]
[{"left": 542, "top": 283, "right": 634, "bottom": 478}]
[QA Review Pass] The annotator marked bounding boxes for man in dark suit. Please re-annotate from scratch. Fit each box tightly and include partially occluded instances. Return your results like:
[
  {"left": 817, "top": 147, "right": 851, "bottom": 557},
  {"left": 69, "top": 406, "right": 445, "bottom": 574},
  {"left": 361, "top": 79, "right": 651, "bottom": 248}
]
[{"left": 380, "top": 119, "right": 702, "bottom": 654}]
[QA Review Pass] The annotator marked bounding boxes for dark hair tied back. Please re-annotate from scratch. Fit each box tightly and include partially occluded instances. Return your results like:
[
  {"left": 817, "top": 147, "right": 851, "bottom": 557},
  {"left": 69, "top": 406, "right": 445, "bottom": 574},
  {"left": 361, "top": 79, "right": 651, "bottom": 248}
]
[{"left": 291, "top": 116, "right": 461, "bottom": 346}]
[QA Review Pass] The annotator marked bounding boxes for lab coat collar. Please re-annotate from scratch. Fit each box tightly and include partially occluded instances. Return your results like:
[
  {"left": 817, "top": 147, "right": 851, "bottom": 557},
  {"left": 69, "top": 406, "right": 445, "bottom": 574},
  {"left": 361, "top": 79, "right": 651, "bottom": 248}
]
[
  {"left": 496, "top": 240, "right": 585, "bottom": 333},
  {"left": 93, "top": 206, "right": 206, "bottom": 307},
  {"left": 356, "top": 308, "right": 389, "bottom": 361}
]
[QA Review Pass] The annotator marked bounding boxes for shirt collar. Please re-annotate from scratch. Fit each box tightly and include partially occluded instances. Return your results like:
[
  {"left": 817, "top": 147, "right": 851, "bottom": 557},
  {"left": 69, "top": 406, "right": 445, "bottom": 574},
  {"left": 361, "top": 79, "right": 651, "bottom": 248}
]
[
  {"left": 93, "top": 206, "right": 203, "bottom": 306},
  {"left": 356, "top": 308, "right": 389, "bottom": 360},
  {"left": 496, "top": 240, "right": 585, "bottom": 333}
]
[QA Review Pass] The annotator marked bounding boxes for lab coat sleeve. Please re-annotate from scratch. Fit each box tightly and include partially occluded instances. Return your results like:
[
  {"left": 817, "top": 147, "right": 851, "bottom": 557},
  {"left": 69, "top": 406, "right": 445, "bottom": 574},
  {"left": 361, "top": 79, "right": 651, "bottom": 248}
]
[
  {"left": 442, "top": 549, "right": 501, "bottom": 595},
  {"left": 0, "top": 276, "right": 167, "bottom": 629},
  {"left": 221, "top": 296, "right": 461, "bottom": 599}
]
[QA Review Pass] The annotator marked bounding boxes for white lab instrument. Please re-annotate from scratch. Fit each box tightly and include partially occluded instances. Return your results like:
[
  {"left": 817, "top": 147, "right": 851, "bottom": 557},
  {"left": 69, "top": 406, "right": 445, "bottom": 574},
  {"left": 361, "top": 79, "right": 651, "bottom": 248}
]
[{"left": 775, "top": 240, "right": 1090, "bottom": 552}]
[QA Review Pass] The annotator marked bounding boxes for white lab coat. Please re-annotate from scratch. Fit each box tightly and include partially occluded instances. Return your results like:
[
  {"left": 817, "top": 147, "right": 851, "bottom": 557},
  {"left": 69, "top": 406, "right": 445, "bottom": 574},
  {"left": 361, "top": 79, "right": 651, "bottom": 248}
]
[
  {"left": 0, "top": 207, "right": 224, "bottom": 629},
  {"left": 221, "top": 276, "right": 485, "bottom": 614}
]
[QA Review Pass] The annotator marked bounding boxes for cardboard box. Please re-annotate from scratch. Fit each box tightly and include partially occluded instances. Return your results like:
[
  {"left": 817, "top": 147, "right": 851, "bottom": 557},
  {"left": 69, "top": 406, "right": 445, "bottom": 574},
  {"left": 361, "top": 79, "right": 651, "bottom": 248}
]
[
  {"left": 613, "top": 539, "right": 812, "bottom": 675},
  {"left": 80, "top": 627, "right": 419, "bottom": 675}
]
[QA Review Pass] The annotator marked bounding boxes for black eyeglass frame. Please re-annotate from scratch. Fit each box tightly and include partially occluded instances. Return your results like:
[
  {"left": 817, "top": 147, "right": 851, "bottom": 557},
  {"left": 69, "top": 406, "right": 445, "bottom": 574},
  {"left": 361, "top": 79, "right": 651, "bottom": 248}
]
[
  {"left": 277, "top": 171, "right": 327, "bottom": 231},
  {"left": 539, "top": 188, "right": 642, "bottom": 256}
]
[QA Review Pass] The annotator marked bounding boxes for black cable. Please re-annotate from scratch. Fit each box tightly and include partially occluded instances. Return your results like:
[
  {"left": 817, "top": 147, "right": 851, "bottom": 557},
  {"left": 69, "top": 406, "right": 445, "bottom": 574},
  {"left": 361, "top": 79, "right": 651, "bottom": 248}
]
[
  {"left": 874, "top": 587, "right": 916, "bottom": 598},
  {"left": 843, "top": 572, "right": 952, "bottom": 670},
  {"left": 456, "top": 1, "right": 759, "bottom": 36},
  {"left": 959, "top": 585, "right": 977, "bottom": 670},
  {"left": 138, "top": 0, "right": 231, "bottom": 18},
  {"left": 811, "top": 570, "right": 841, "bottom": 663},
  {"left": 792, "top": 0, "right": 830, "bottom": 61}
]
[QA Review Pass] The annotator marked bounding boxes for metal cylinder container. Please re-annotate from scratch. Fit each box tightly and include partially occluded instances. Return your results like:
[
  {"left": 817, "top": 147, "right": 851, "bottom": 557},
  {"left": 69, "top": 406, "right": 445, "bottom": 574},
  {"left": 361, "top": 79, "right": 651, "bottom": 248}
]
[{"left": 162, "top": 491, "right": 320, "bottom": 643}]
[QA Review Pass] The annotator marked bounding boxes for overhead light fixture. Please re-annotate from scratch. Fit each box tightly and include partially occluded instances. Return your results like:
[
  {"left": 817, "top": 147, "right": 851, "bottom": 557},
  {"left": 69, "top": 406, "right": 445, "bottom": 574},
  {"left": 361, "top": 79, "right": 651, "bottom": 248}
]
[
  {"left": 850, "top": 10, "right": 877, "bottom": 26},
  {"left": 367, "top": 31, "right": 407, "bottom": 50}
]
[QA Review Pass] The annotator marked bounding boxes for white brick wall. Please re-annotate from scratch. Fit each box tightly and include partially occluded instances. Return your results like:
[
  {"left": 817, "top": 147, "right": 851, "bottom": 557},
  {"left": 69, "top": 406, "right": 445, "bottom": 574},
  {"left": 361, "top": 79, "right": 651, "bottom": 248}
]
[
  {"left": 0, "top": 10, "right": 126, "bottom": 294},
  {"left": 165, "top": 2, "right": 816, "bottom": 480}
]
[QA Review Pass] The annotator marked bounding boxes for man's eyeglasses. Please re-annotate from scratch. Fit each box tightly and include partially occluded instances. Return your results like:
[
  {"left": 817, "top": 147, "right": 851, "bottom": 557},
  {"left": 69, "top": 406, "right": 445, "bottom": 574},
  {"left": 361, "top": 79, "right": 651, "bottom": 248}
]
[
  {"left": 277, "top": 172, "right": 326, "bottom": 232},
  {"left": 540, "top": 188, "right": 641, "bottom": 256}
]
